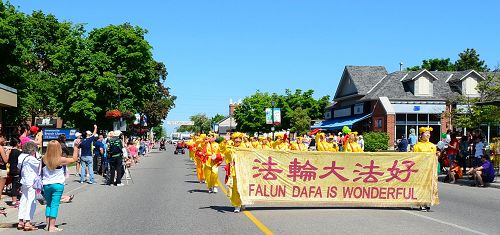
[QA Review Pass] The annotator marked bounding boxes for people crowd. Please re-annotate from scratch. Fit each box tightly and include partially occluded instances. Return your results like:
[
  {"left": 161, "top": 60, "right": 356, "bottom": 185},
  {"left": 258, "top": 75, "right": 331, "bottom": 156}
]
[{"left": 0, "top": 123, "right": 156, "bottom": 231}]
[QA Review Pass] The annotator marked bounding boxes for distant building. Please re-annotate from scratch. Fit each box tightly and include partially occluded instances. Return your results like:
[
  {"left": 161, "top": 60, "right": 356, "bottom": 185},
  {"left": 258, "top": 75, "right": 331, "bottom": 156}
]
[
  {"left": 0, "top": 83, "right": 17, "bottom": 135},
  {"left": 217, "top": 99, "right": 239, "bottom": 134},
  {"left": 312, "top": 66, "right": 498, "bottom": 146}
]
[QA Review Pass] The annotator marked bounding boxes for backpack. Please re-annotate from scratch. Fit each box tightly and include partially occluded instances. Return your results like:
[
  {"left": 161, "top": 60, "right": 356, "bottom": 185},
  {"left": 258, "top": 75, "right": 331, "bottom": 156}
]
[{"left": 108, "top": 138, "right": 123, "bottom": 157}]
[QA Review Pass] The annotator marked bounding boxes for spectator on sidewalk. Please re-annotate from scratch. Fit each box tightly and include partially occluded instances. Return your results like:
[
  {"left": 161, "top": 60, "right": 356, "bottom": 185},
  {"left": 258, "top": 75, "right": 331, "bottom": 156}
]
[
  {"left": 467, "top": 155, "right": 495, "bottom": 187},
  {"left": 0, "top": 134, "right": 10, "bottom": 205},
  {"left": 447, "top": 160, "right": 463, "bottom": 184},
  {"left": 78, "top": 125, "right": 98, "bottom": 184},
  {"left": 458, "top": 135, "right": 469, "bottom": 174},
  {"left": 447, "top": 133, "right": 459, "bottom": 163},
  {"left": 57, "top": 134, "right": 71, "bottom": 179},
  {"left": 94, "top": 135, "right": 105, "bottom": 174},
  {"left": 108, "top": 131, "right": 125, "bottom": 186},
  {"left": 74, "top": 132, "right": 82, "bottom": 177},
  {"left": 42, "top": 140, "right": 79, "bottom": 232},
  {"left": 8, "top": 137, "right": 22, "bottom": 208},
  {"left": 17, "top": 141, "right": 41, "bottom": 231},
  {"left": 473, "top": 137, "right": 485, "bottom": 167},
  {"left": 398, "top": 135, "right": 408, "bottom": 152}
]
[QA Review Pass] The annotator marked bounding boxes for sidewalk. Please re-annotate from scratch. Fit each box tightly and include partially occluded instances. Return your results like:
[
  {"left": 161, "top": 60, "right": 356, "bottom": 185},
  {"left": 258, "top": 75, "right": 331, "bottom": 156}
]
[{"left": 438, "top": 174, "right": 500, "bottom": 189}]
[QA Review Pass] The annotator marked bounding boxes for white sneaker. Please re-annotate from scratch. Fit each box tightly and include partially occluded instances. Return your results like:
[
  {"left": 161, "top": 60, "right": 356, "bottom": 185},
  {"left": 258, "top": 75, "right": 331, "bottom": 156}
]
[
  {"left": 234, "top": 207, "right": 241, "bottom": 213},
  {"left": 208, "top": 188, "right": 213, "bottom": 193},
  {"left": 213, "top": 187, "right": 218, "bottom": 193},
  {"left": 116, "top": 183, "right": 125, "bottom": 187}
]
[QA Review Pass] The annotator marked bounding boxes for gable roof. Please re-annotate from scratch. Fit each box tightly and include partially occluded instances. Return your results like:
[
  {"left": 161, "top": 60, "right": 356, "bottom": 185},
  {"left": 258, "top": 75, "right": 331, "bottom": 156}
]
[
  {"left": 334, "top": 66, "right": 388, "bottom": 99},
  {"left": 400, "top": 69, "right": 439, "bottom": 82},
  {"left": 447, "top": 70, "right": 486, "bottom": 82}
]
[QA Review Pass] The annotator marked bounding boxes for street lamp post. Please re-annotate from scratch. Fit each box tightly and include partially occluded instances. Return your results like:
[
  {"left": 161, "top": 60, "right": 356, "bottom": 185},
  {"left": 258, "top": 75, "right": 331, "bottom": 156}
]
[
  {"left": 116, "top": 74, "right": 124, "bottom": 130},
  {"left": 271, "top": 100, "right": 276, "bottom": 140}
]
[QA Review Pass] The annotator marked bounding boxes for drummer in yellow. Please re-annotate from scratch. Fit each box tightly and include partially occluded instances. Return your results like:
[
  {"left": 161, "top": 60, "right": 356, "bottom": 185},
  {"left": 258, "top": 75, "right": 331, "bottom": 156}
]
[
  {"left": 289, "top": 137, "right": 308, "bottom": 151},
  {"left": 413, "top": 126, "right": 437, "bottom": 212},
  {"left": 185, "top": 134, "right": 196, "bottom": 161},
  {"left": 272, "top": 133, "right": 289, "bottom": 150},
  {"left": 344, "top": 132, "right": 363, "bottom": 152},
  {"left": 194, "top": 134, "right": 207, "bottom": 183},
  {"left": 315, "top": 133, "right": 329, "bottom": 151},
  {"left": 203, "top": 133, "right": 221, "bottom": 193},
  {"left": 224, "top": 132, "right": 244, "bottom": 212}
]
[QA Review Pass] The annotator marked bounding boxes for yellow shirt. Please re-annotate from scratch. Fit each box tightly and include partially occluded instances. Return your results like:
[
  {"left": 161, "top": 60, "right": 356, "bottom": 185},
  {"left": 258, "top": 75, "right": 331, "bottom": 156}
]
[
  {"left": 272, "top": 141, "right": 289, "bottom": 150},
  {"left": 413, "top": 141, "right": 436, "bottom": 153},
  {"left": 289, "top": 142, "right": 308, "bottom": 151},
  {"left": 344, "top": 141, "right": 362, "bottom": 152}
]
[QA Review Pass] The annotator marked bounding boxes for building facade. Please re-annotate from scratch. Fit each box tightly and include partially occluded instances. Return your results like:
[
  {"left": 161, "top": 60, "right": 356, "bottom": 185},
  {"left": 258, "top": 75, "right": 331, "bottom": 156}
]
[
  {"left": 313, "top": 66, "right": 497, "bottom": 146},
  {"left": 0, "top": 83, "right": 17, "bottom": 135}
]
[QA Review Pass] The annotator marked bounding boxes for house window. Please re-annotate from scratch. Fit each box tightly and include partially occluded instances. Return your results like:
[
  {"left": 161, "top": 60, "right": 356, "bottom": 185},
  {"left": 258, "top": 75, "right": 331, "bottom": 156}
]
[
  {"left": 418, "top": 77, "right": 431, "bottom": 95},
  {"left": 377, "top": 119, "right": 383, "bottom": 128}
]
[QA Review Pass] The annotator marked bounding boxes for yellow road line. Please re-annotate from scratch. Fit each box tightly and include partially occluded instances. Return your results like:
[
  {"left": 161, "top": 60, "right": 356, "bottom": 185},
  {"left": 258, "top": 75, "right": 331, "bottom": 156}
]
[{"left": 217, "top": 177, "right": 274, "bottom": 235}]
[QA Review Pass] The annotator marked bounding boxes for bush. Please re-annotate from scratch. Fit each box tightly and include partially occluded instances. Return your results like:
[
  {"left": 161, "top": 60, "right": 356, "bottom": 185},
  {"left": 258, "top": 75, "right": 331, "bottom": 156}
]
[{"left": 363, "top": 132, "right": 389, "bottom": 152}]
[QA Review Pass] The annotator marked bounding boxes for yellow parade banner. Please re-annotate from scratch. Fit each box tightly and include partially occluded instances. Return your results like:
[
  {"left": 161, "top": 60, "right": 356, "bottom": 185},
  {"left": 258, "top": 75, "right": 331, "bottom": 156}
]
[{"left": 234, "top": 149, "right": 439, "bottom": 207}]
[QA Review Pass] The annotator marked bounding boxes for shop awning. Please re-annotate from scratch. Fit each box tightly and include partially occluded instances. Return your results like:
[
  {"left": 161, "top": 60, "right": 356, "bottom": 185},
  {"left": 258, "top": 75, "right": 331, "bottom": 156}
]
[{"left": 311, "top": 113, "right": 372, "bottom": 130}]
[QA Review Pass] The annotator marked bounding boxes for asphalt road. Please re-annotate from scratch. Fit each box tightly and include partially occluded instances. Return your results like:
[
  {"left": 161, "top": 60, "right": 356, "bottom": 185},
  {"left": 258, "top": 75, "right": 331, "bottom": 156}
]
[{"left": 1, "top": 146, "right": 499, "bottom": 234}]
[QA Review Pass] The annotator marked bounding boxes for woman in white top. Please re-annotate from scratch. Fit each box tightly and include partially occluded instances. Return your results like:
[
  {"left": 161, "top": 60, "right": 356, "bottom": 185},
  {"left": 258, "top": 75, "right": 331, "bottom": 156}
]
[
  {"left": 42, "top": 140, "right": 79, "bottom": 232},
  {"left": 17, "top": 141, "right": 41, "bottom": 231}
]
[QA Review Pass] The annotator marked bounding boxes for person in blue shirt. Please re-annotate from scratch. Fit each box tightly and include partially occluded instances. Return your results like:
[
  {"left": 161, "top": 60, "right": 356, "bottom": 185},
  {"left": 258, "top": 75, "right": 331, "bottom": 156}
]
[
  {"left": 408, "top": 128, "right": 417, "bottom": 151},
  {"left": 93, "top": 135, "right": 105, "bottom": 175},
  {"left": 398, "top": 135, "right": 409, "bottom": 152},
  {"left": 78, "top": 125, "right": 97, "bottom": 184}
]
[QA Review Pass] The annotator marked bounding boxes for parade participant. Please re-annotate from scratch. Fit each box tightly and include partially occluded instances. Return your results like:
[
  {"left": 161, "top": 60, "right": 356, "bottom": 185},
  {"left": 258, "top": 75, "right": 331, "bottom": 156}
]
[
  {"left": 242, "top": 134, "right": 252, "bottom": 148},
  {"left": 203, "top": 133, "right": 220, "bottom": 193},
  {"left": 326, "top": 135, "right": 339, "bottom": 152},
  {"left": 194, "top": 134, "right": 207, "bottom": 183},
  {"left": 251, "top": 137, "right": 259, "bottom": 149},
  {"left": 272, "top": 134, "right": 288, "bottom": 150},
  {"left": 225, "top": 132, "right": 243, "bottom": 212},
  {"left": 185, "top": 134, "right": 196, "bottom": 161},
  {"left": 413, "top": 127, "right": 437, "bottom": 212},
  {"left": 315, "top": 133, "right": 329, "bottom": 151},
  {"left": 344, "top": 132, "right": 363, "bottom": 152},
  {"left": 289, "top": 137, "right": 308, "bottom": 151},
  {"left": 259, "top": 137, "right": 271, "bottom": 150}
]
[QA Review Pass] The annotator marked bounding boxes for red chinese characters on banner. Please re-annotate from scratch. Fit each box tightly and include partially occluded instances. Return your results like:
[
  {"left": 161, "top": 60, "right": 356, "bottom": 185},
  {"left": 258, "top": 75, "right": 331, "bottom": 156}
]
[
  {"left": 287, "top": 158, "right": 318, "bottom": 182},
  {"left": 353, "top": 160, "right": 384, "bottom": 183},
  {"left": 319, "top": 161, "right": 349, "bottom": 181},
  {"left": 252, "top": 157, "right": 283, "bottom": 180},
  {"left": 386, "top": 160, "right": 418, "bottom": 182}
]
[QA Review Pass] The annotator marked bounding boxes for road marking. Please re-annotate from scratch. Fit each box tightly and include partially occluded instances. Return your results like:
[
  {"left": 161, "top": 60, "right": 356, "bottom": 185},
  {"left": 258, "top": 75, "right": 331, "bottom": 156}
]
[
  {"left": 65, "top": 183, "right": 87, "bottom": 194},
  {"left": 217, "top": 178, "right": 274, "bottom": 235},
  {"left": 400, "top": 210, "right": 487, "bottom": 235}
]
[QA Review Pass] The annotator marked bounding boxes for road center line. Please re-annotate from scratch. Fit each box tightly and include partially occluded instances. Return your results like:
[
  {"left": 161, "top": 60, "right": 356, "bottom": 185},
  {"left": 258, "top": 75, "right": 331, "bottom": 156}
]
[
  {"left": 400, "top": 210, "right": 487, "bottom": 235},
  {"left": 217, "top": 178, "right": 274, "bottom": 235}
]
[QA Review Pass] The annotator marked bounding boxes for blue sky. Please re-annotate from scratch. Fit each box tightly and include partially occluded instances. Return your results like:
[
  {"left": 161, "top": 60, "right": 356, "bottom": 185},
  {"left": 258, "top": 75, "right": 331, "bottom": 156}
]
[{"left": 10, "top": 0, "right": 500, "bottom": 134}]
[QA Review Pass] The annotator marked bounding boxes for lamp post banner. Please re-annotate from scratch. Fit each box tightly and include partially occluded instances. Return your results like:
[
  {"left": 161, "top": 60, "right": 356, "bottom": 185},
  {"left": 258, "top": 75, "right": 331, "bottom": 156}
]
[
  {"left": 265, "top": 108, "right": 281, "bottom": 124},
  {"left": 166, "top": 121, "right": 195, "bottom": 126},
  {"left": 233, "top": 149, "right": 439, "bottom": 207}
]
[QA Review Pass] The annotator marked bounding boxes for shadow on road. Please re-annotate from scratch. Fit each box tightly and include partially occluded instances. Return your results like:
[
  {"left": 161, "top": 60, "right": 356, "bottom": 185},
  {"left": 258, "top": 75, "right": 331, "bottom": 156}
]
[
  {"left": 188, "top": 189, "right": 209, "bottom": 194},
  {"left": 245, "top": 206, "right": 414, "bottom": 211},
  {"left": 199, "top": 206, "right": 234, "bottom": 213},
  {"left": 184, "top": 180, "right": 201, "bottom": 184}
]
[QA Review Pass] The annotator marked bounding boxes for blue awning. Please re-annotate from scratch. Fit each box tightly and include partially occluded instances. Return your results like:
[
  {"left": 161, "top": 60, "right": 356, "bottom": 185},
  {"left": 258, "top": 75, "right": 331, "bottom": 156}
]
[{"left": 311, "top": 113, "right": 372, "bottom": 130}]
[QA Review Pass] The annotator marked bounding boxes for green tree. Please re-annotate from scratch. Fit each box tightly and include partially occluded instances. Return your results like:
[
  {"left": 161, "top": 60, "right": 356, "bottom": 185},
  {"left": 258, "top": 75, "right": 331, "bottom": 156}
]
[
  {"left": 455, "top": 48, "right": 489, "bottom": 72},
  {"left": 289, "top": 107, "right": 311, "bottom": 135},
  {"left": 211, "top": 114, "right": 225, "bottom": 125},
  {"left": 234, "top": 91, "right": 273, "bottom": 133},
  {"left": 407, "top": 58, "right": 455, "bottom": 71}
]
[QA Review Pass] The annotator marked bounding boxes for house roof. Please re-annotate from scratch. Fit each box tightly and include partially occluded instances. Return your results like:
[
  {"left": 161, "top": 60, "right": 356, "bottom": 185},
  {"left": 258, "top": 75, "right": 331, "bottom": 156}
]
[{"left": 345, "top": 65, "right": 388, "bottom": 95}]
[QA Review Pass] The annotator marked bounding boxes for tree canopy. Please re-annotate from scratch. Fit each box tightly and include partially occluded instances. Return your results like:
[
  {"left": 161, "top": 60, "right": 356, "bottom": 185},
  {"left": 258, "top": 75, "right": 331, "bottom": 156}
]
[
  {"left": 234, "top": 89, "right": 330, "bottom": 134},
  {"left": 0, "top": 2, "right": 175, "bottom": 131},
  {"left": 407, "top": 48, "right": 489, "bottom": 72}
]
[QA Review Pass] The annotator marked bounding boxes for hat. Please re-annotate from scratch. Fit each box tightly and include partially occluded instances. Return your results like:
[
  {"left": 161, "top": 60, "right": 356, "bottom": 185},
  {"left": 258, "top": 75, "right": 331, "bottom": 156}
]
[
  {"left": 113, "top": 130, "right": 122, "bottom": 136},
  {"left": 276, "top": 133, "right": 284, "bottom": 139},
  {"left": 75, "top": 132, "right": 82, "bottom": 138},
  {"left": 107, "top": 131, "right": 114, "bottom": 138},
  {"left": 231, "top": 132, "right": 243, "bottom": 139},
  {"left": 86, "top": 130, "right": 92, "bottom": 136},
  {"left": 30, "top": 126, "right": 39, "bottom": 134},
  {"left": 419, "top": 127, "right": 433, "bottom": 134}
]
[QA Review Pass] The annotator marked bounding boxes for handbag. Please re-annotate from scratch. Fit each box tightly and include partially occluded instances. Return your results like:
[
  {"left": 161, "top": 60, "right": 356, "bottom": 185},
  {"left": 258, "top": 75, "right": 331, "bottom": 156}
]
[{"left": 33, "top": 160, "right": 45, "bottom": 203}]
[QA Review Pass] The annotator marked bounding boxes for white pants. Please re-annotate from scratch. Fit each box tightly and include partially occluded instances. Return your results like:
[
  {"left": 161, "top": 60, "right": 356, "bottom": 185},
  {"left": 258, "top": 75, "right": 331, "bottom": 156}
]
[{"left": 18, "top": 185, "right": 37, "bottom": 221}]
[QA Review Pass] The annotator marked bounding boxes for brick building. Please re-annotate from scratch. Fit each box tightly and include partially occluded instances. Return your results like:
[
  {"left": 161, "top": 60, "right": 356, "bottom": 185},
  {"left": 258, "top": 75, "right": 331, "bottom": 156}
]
[
  {"left": 312, "top": 66, "right": 494, "bottom": 147},
  {"left": 0, "top": 83, "right": 17, "bottom": 135}
]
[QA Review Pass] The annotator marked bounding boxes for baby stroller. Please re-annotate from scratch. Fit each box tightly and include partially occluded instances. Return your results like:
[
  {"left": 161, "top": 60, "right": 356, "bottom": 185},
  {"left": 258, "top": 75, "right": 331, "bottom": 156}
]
[
  {"left": 174, "top": 141, "right": 185, "bottom": 154},
  {"left": 159, "top": 140, "right": 167, "bottom": 151}
]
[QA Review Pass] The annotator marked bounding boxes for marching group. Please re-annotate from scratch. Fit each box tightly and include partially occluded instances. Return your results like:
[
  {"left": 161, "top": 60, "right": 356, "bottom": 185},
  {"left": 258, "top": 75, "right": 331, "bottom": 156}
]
[
  {"left": 0, "top": 123, "right": 154, "bottom": 232},
  {"left": 185, "top": 126, "right": 497, "bottom": 213}
]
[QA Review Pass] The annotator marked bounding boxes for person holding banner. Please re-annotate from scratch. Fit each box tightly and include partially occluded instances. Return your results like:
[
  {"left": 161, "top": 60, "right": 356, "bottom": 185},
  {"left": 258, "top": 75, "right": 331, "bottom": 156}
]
[
  {"left": 315, "top": 133, "right": 329, "bottom": 151},
  {"left": 413, "top": 127, "right": 437, "bottom": 212},
  {"left": 225, "top": 132, "right": 243, "bottom": 213},
  {"left": 344, "top": 132, "right": 363, "bottom": 152},
  {"left": 194, "top": 134, "right": 207, "bottom": 183},
  {"left": 326, "top": 135, "right": 340, "bottom": 152},
  {"left": 272, "top": 134, "right": 289, "bottom": 150},
  {"left": 289, "top": 137, "right": 308, "bottom": 151}
]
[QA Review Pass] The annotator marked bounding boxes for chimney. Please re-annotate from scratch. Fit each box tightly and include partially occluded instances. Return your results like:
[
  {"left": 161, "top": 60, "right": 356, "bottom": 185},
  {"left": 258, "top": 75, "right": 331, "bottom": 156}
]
[{"left": 399, "top": 62, "right": 403, "bottom": 71}]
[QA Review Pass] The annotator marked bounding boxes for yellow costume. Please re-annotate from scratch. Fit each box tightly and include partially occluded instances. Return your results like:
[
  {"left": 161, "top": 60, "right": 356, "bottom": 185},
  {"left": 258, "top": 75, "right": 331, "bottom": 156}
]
[
  {"left": 412, "top": 127, "right": 438, "bottom": 210},
  {"left": 289, "top": 138, "right": 308, "bottom": 151},
  {"left": 186, "top": 137, "right": 196, "bottom": 161},
  {"left": 194, "top": 134, "right": 207, "bottom": 182},
  {"left": 344, "top": 132, "right": 363, "bottom": 152},
  {"left": 226, "top": 132, "right": 243, "bottom": 210},
  {"left": 315, "top": 133, "right": 329, "bottom": 151},
  {"left": 203, "top": 139, "right": 221, "bottom": 192},
  {"left": 272, "top": 134, "right": 288, "bottom": 150}
]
